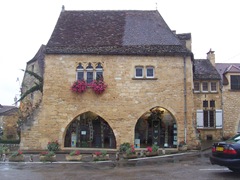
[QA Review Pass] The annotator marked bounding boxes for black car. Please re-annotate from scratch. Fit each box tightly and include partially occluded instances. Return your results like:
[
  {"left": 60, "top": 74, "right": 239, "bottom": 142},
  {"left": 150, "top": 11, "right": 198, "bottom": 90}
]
[{"left": 210, "top": 133, "right": 240, "bottom": 172}]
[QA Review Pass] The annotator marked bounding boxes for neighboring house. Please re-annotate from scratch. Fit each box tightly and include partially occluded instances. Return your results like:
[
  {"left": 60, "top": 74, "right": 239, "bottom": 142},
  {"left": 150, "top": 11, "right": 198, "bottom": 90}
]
[
  {"left": 20, "top": 8, "right": 225, "bottom": 150},
  {"left": 215, "top": 63, "right": 240, "bottom": 137},
  {"left": 0, "top": 104, "right": 19, "bottom": 140},
  {"left": 193, "top": 50, "right": 222, "bottom": 140}
]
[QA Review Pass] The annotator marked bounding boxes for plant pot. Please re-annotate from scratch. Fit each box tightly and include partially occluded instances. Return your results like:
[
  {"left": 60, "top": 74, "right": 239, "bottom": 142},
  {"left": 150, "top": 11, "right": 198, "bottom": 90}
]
[
  {"left": 92, "top": 154, "right": 109, "bottom": 161},
  {"left": 178, "top": 145, "right": 188, "bottom": 151},
  {"left": 122, "top": 153, "right": 138, "bottom": 159},
  {"left": 66, "top": 155, "right": 82, "bottom": 161},
  {"left": 8, "top": 155, "right": 24, "bottom": 162},
  {"left": 39, "top": 155, "right": 56, "bottom": 162},
  {"left": 145, "top": 151, "right": 159, "bottom": 157}
]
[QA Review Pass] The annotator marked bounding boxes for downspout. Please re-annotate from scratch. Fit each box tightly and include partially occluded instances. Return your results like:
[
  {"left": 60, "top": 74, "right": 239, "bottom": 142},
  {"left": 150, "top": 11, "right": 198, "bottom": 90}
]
[{"left": 183, "top": 55, "right": 187, "bottom": 143}]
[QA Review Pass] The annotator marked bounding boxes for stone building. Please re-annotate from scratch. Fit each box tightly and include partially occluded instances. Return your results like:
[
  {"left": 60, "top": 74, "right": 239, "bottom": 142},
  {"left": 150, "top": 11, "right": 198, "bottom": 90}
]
[
  {"left": 0, "top": 104, "right": 19, "bottom": 140},
  {"left": 20, "top": 9, "right": 226, "bottom": 150},
  {"left": 215, "top": 63, "right": 240, "bottom": 138}
]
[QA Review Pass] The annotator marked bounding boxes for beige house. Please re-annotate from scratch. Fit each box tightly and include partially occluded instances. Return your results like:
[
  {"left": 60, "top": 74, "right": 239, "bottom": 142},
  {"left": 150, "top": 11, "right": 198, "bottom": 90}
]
[
  {"left": 215, "top": 63, "right": 240, "bottom": 138},
  {"left": 0, "top": 104, "right": 19, "bottom": 140},
  {"left": 20, "top": 9, "right": 226, "bottom": 150}
]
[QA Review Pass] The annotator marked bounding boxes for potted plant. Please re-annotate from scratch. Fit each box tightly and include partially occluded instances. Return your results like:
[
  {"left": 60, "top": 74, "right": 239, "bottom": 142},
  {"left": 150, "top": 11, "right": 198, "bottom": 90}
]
[
  {"left": 178, "top": 141, "right": 188, "bottom": 151},
  {"left": 8, "top": 150, "right": 24, "bottom": 162},
  {"left": 47, "top": 140, "right": 60, "bottom": 152},
  {"left": 123, "top": 145, "right": 138, "bottom": 159},
  {"left": 39, "top": 151, "right": 56, "bottom": 162},
  {"left": 119, "top": 142, "right": 131, "bottom": 154},
  {"left": 145, "top": 144, "right": 159, "bottom": 157},
  {"left": 66, "top": 150, "right": 82, "bottom": 161},
  {"left": 92, "top": 150, "right": 109, "bottom": 161},
  {"left": 71, "top": 80, "right": 87, "bottom": 93}
]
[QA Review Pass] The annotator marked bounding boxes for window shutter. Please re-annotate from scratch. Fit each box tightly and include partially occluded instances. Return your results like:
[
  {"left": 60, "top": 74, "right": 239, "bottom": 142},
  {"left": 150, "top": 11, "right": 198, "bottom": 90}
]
[
  {"left": 216, "top": 109, "right": 223, "bottom": 129},
  {"left": 196, "top": 110, "right": 203, "bottom": 129}
]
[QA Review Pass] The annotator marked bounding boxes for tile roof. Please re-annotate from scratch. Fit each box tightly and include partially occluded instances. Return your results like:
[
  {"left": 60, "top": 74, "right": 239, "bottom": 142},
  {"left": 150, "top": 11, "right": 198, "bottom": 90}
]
[
  {"left": 46, "top": 10, "right": 191, "bottom": 56},
  {"left": 0, "top": 105, "right": 18, "bottom": 116},
  {"left": 193, "top": 59, "right": 221, "bottom": 80},
  {"left": 215, "top": 63, "right": 240, "bottom": 85},
  {"left": 27, "top": 45, "right": 45, "bottom": 76}
]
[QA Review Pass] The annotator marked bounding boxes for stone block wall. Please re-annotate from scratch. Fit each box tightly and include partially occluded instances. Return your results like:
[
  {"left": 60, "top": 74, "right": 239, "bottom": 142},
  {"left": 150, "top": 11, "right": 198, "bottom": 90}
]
[{"left": 20, "top": 54, "right": 197, "bottom": 150}]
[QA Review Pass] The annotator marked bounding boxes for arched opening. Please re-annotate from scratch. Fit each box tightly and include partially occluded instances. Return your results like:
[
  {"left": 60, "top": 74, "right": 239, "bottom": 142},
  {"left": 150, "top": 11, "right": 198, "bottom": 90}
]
[
  {"left": 64, "top": 111, "right": 116, "bottom": 148},
  {"left": 135, "top": 107, "right": 177, "bottom": 148}
]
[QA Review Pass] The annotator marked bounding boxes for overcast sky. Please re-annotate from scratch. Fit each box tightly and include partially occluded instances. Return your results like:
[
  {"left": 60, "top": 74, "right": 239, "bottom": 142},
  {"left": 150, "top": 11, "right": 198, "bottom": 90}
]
[{"left": 0, "top": 0, "right": 240, "bottom": 105}]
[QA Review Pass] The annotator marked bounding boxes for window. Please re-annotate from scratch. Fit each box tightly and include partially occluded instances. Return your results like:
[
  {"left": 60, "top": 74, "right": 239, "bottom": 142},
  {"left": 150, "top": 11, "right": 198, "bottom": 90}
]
[
  {"left": 194, "top": 82, "right": 200, "bottom": 92},
  {"left": 196, "top": 109, "right": 222, "bottom": 129},
  {"left": 75, "top": 62, "right": 104, "bottom": 83},
  {"left": 135, "top": 66, "right": 143, "bottom": 78},
  {"left": 202, "top": 82, "right": 208, "bottom": 92},
  {"left": 76, "top": 63, "right": 84, "bottom": 80},
  {"left": 146, "top": 66, "right": 154, "bottom": 78},
  {"left": 95, "top": 63, "right": 103, "bottom": 80},
  {"left": 231, "top": 75, "right": 240, "bottom": 90},
  {"left": 86, "top": 63, "right": 93, "bottom": 83},
  {"left": 210, "top": 82, "right": 217, "bottom": 92},
  {"left": 203, "top": 110, "right": 214, "bottom": 127}
]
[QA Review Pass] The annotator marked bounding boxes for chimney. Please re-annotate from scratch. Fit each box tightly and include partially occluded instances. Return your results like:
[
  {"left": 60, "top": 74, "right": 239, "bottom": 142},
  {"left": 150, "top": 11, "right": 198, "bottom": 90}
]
[
  {"left": 207, "top": 49, "right": 215, "bottom": 66},
  {"left": 62, "top": 5, "right": 65, "bottom": 12}
]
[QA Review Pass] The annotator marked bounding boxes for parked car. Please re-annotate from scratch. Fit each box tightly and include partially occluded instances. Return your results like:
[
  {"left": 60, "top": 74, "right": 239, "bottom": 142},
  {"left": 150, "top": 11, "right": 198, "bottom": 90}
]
[{"left": 210, "top": 133, "right": 240, "bottom": 172}]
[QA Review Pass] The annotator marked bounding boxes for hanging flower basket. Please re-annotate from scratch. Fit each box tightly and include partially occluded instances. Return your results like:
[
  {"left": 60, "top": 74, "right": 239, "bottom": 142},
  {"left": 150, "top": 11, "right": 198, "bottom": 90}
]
[
  {"left": 89, "top": 79, "right": 107, "bottom": 94},
  {"left": 71, "top": 80, "right": 87, "bottom": 93}
]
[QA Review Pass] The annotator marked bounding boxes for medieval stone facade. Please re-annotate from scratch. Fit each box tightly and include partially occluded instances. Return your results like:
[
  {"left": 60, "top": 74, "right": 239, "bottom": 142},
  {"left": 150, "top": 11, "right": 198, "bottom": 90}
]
[{"left": 19, "top": 9, "right": 232, "bottom": 151}]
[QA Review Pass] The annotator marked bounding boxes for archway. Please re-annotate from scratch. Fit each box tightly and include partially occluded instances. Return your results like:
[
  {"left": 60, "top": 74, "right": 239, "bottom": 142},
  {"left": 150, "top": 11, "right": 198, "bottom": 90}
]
[
  {"left": 135, "top": 107, "right": 177, "bottom": 148},
  {"left": 64, "top": 111, "right": 116, "bottom": 148}
]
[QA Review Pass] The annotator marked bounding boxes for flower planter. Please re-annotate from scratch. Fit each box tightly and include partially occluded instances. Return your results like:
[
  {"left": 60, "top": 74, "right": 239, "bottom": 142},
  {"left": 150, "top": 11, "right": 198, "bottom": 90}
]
[
  {"left": 39, "top": 155, "right": 56, "bottom": 162},
  {"left": 8, "top": 155, "right": 24, "bottom": 162},
  {"left": 178, "top": 145, "right": 188, "bottom": 151},
  {"left": 66, "top": 155, "right": 82, "bottom": 161},
  {"left": 122, "top": 153, "right": 138, "bottom": 159},
  {"left": 92, "top": 154, "right": 109, "bottom": 161},
  {"left": 145, "top": 151, "right": 159, "bottom": 157}
]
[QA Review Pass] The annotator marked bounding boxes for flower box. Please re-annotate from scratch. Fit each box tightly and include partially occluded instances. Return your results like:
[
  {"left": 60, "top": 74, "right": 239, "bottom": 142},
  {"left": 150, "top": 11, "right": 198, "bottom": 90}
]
[
  {"left": 39, "top": 155, "right": 56, "bottom": 162},
  {"left": 145, "top": 151, "right": 159, "bottom": 157},
  {"left": 8, "top": 155, "right": 25, "bottom": 162},
  {"left": 66, "top": 155, "right": 82, "bottom": 161},
  {"left": 122, "top": 153, "right": 138, "bottom": 159},
  {"left": 178, "top": 145, "right": 188, "bottom": 151},
  {"left": 92, "top": 154, "right": 109, "bottom": 161}
]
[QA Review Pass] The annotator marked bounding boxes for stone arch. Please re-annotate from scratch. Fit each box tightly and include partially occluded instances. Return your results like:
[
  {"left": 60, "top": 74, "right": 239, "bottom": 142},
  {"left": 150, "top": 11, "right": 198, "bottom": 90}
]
[
  {"left": 134, "top": 106, "right": 177, "bottom": 148},
  {"left": 63, "top": 111, "right": 116, "bottom": 149}
]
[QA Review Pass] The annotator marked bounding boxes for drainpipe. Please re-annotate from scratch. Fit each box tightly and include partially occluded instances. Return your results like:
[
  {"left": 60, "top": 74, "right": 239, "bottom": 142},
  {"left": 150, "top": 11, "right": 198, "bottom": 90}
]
[{"left": 183, "top": 55, "right": 187, "bottom": 143}]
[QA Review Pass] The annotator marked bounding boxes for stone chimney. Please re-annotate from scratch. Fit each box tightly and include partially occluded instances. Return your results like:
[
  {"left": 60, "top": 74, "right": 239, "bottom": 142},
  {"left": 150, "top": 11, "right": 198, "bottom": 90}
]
[{"left": 207, "top": 49, "right": 215, "bottom": 66}]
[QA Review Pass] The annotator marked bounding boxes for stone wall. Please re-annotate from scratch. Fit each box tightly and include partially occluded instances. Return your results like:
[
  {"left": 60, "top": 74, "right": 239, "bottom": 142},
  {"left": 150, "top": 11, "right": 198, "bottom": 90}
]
[
  {"left": 222, "top": 73, "right": 240, "bottom": 138},
  {"left": 20, "top": 54, "right": 198, "bottom": 150}
]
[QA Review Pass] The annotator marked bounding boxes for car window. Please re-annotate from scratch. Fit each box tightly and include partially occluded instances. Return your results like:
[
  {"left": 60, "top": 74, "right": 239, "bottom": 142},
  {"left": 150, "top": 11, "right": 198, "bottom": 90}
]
[{"left": 227, "top": 134, "right": 240, "bottom": 142}]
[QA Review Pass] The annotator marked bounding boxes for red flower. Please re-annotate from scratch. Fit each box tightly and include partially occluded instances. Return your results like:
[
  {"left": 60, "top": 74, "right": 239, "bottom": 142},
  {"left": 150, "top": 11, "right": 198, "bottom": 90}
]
[
  {"left": 75, "top": 150, "right": 80, "bottom": 155},
  {"left": 147, "top": 147, "right": 152, "bottom": 152},
  {"left": 71, "top": 80, "right": 87, "bottom": 93},
  {"left": 89, "top": 79, "right": 107, "bottom": 94},
  {"left": 95, "top": 152, "right": 102, "bottom": 156}
]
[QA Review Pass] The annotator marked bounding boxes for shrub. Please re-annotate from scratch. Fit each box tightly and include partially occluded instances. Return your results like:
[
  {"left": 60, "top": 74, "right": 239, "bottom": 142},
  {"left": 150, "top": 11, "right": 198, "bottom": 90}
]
[
  {"left": 47, "top": 140, "right": 60, "bottom": 152},
  {"left": 119, "top": 142, "right": 131, "bottom": 153}
]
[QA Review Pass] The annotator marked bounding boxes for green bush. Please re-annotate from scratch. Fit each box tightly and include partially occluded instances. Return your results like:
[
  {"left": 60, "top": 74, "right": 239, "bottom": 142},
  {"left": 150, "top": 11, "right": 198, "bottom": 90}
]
[
  {"left": 47, "top": 140, "right": 60, "bottom": 152},
  {"left": 119, "top": 142, "right": 131, "bottom": 153}
]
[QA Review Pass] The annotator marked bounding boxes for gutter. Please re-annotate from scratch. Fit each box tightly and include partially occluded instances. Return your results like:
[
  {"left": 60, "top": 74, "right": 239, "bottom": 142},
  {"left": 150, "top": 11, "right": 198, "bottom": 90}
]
[{"left": 183, "top": 55, "right": 187, "bottom": 143}]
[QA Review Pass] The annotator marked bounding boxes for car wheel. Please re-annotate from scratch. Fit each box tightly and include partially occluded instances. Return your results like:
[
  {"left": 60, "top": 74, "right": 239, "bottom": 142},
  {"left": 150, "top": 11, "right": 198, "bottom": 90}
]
[{"left": 228, "top": 167, "right": 240, "bottom": 173}]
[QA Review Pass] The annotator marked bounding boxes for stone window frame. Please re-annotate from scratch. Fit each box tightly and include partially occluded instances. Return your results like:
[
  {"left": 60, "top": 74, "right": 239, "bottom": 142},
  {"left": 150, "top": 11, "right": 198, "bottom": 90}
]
[
  {"left": 230, "top": 75, "right": 240, "bottom": 90},
  {"left": 193, "top": 82, "right": 200, "bottom": 93},
  {"left": 133, "top": 65, "right": 157, "bottom": 80},
  {"left": 146, "top": 66, "right": 155, "bottom": 78},
  {"left": 76, "top": 62, "right": 104, "bottom": 83},
  {"left": 202, "top": 82, "right": 208, "bottom": 92}
]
